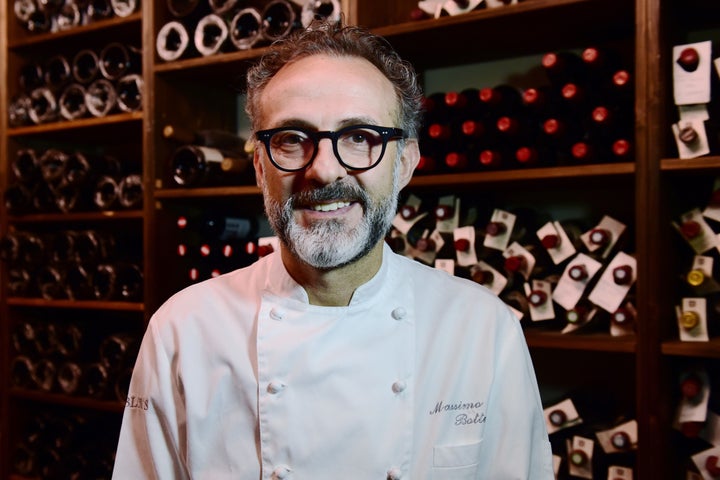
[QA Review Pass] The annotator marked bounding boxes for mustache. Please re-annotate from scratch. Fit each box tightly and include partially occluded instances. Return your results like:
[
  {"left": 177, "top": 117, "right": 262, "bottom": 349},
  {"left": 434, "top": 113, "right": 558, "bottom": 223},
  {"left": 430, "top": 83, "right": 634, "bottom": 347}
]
[{"left": 289, "top": 181, "right": 369, "bottom": 209}]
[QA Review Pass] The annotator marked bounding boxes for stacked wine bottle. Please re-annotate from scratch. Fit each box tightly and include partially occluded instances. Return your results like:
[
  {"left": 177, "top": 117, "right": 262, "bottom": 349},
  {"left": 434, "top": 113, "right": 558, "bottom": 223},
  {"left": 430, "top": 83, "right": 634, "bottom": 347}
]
[
  {"left": 13, "top": 0, "right": 139, "bottom": 35},
  {"left": 0, "top": 228, "right": 144, "bottom": 301},
  {"left": 388, "top": 193, "right": 637, "bottom": 337},
  {"left": 416, "top": 46, "right": 635, "bottom": 174},
  {"left": 8, "top": 41, "right": 143, "bottom": 127},
  {"left": 4, "top": 147, "right": 142, "bottom": 214},
  {"left": 157, "top": 0, "right": 342, "bottom": 61}
]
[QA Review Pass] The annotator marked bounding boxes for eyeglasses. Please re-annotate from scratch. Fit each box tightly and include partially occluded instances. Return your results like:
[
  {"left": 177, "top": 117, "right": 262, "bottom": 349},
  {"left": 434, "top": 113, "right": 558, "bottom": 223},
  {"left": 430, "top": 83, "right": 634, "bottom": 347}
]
[{"left": 255, "top": 124, "right": 406, "bottom": 172}]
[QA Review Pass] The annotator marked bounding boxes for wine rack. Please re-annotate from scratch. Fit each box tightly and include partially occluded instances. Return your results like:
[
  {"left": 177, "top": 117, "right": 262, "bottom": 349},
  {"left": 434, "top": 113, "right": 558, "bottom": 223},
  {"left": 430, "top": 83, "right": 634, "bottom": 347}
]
[{"left": 2, "top": 0, "right": 719, "bottom": 478}]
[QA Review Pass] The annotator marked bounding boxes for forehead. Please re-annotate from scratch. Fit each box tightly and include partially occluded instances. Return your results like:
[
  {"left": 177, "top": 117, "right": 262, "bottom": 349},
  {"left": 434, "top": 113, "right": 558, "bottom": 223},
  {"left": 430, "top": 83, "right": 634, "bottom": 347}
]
[{"left": 257, "top": 54, "right": 399, "bottom": 128}]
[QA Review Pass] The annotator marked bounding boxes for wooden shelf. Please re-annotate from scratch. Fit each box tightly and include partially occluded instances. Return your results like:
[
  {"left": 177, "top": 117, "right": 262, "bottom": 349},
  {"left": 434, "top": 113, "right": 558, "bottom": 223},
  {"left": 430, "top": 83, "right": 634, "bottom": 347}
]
[
  {"left": 7, "top": 210, "right": 144, "bottom": 223},
  {"left": 525, "top": 330, "right": 637, "bottom": 353},
  {"left": 7, "top": 112, "right": 142, "bottom": 137},
  {"left": 155, "top": 184, "right": 262, "bottom": 198},
  {"left": 9, "top": 388, "right": 124, "bottom": 413},
  {"left": 660, "top": 156, "right": 720, "bottom": 171},
  {"left": 661, "top": 338, "right": 720, "bottom": 358},
  {"left": 6, "top": 298, "right": 145, "bottom": 311}
]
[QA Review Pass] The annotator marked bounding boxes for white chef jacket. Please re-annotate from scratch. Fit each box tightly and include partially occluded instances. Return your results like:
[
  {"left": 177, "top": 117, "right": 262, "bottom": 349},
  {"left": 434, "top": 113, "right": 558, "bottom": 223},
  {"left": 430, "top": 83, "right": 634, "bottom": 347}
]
[{"left": 112, "top": 243, "right": 553, "bottom": 479}]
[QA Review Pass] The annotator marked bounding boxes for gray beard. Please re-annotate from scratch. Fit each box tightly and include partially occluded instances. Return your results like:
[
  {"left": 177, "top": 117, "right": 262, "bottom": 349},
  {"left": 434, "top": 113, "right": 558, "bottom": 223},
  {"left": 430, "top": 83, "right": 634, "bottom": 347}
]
[{"left": 262, "top": 168, "right": 400, "bottom": 270}]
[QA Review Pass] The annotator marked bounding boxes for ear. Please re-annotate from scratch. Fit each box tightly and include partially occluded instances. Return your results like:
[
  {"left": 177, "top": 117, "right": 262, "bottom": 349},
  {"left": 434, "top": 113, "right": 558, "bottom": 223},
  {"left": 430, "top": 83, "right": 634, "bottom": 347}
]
[
  {"left": 397, "top": 139, "right": 420, "bottom": 189},
  {"left": 253, "top": 144, "right": 265, "bottom": 189}
]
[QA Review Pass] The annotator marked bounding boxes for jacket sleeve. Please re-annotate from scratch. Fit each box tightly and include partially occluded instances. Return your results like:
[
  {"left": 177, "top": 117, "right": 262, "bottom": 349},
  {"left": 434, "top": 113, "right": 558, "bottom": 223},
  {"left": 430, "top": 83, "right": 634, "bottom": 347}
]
[
  {"left": 476, "top": 306, "right": 555, "bottom": 480},
  {"left": 112, "top": 319, "right": 191, "bottom": 480}
]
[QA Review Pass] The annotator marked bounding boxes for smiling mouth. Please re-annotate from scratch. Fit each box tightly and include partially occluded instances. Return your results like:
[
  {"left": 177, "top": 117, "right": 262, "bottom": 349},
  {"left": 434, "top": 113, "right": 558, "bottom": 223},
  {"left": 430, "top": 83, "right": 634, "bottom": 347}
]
[{"left": 311, "top": 201, "right": 352, "bottom": 212}]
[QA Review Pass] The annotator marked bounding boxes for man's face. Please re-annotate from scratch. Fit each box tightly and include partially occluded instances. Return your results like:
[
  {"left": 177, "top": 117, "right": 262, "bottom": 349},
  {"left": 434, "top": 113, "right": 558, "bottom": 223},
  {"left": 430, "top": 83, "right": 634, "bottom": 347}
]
[{"left": 253, "top": 54, "right": 418, "bottom": 269}]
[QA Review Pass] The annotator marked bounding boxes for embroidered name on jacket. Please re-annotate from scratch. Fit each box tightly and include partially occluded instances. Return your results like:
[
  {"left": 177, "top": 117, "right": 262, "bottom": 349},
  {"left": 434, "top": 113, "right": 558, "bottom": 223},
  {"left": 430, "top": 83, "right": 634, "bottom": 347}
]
[{"left": 430, "top": 400, "right": 487, "bottom": 426}]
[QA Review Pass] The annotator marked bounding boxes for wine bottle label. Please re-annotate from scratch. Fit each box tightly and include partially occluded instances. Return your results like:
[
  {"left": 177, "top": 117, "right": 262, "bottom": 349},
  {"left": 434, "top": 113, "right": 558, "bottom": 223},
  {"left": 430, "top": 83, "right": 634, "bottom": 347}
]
[
  {"left": 676, "top": 368, "right": 710, "bottom": 424},
  {"left": 413, "top": 229, "right": 443, "bottom": 265},
  {"left": 435, "top": 195, "right": 459, "bottom": 233},
  {"left": 483, "top": 208, "right": 516, "bottom": 252},
  {"left": 552, "top": 253, "right": 603, "bottom": 310},
  {"left": 561, "top": 305, "right": 598, "bottom": 334},
  {"left": 453, "top": 225, "right": 477, "bottom": 267},
  {"left": 543, "top": 398, "right": 582, "bottom": 434},
  {"left": 587, "top": 251, "right": 636, "bottom": 313},
  {"left": 607, "top": 466, "right": 633, "bottom": 480},
  {"left": 596, "top": 419, "right": 637, "bottom": 454},
  {"left": 610, "top": 301, "right": 637, "bottom": 337},
  {"left": 671, "top": 118, "right": 711, "bottom": 160},
  {"left": 567, "top": 436, "right": 594, "bottom": 480},
  {"left": 673, "top": 41, "right": 712, "bottom": 106},
  {"left": 392, "top": 194, "right": 423, "bottom": 234},
  {"left": 195, "top": 145, "right": 225, "bottom": 165},
  {"left": 470, "top": 260, "right": 507, "bottom": 295},
  {"left": 524, "top": 278, "right": 554, "bottom": 322},
  {"left": 434, "top": 258, "right": 455, "bottom": 276},
  {"left": 580, "top": 215, "right": 626, "bottom": 259},
  {"left": 692, "top": 447, "right": 720, "bottom": 480},
  {"left": 673, "top": 208, "right": 718, "bottom": 254},
  {"left": 677, "top": 298, "right": 710, "bottom": 342},
  {"left": 536, "top": 221, "right": 576, "bottom": 264}
]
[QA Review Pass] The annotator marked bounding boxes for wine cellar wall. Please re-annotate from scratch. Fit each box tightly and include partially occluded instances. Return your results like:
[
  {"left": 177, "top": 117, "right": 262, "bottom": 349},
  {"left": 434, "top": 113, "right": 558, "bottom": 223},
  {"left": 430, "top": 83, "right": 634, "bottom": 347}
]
[{"left": 1, "top": 0, "right": 719, "bottom": 479}]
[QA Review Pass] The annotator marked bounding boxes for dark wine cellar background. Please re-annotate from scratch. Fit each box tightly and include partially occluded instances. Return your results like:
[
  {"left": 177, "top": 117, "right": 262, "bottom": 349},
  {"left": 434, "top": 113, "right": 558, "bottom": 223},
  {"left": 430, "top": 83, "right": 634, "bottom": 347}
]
[{"left": 1, "top": 0, "right": 720, "bottom": 479}]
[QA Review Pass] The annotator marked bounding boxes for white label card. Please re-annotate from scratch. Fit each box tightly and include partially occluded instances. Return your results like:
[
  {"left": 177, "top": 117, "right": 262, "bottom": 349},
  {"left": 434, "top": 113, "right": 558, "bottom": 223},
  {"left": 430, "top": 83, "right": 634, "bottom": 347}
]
[
  {"left": 580, "top": 215, "right": 626, "bottom": 258},
  {"left": 678, "top": 297, "right": 710, "bottom": 342},
  {"left": 454, "top": 226, "right": 478, "bottom": 267},
  {"left": 502, "top": 241, "right": 536, "bottom": 280},
  {"left": 552, "top": 253, "right": 603, "bottom": 311},
  {"left": 483, "top": 208, "right": 516, "bottom": 251},
  {"left": 537, "top": 221, "right": 576, "bottom": 264},
  {"left": 527, "top": 279, "right": 555, "bottom": 322},
  {"left": 435, "top": 195, "right": 460, "bottom": 233},
  {"left": 672, "top": 119, "right": 711, "bottom": 160},
  {"left": 543, "top": 398, "right": 582, "bottom": 434},
  {"left": 673, "top": 40, "right": 713, "bottom": 105},
  {"left": 672, "top": 208, "right": 718, "bottom": 254},
  {"left": 596, "top": 419, "right": 638, "bottom": 454},
  {"left": 588, "top": 251, "right": 637, "bottom": 313},
  {"left": 691, "top": 445, "right": 720, "bottom": 480}
]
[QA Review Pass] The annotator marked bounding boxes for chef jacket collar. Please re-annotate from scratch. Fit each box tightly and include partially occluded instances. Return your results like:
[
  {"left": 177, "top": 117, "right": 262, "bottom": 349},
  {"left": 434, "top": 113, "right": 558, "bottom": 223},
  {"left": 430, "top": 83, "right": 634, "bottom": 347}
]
[{"left": 265, "top": 243, "right": 393, "bottom": 307}]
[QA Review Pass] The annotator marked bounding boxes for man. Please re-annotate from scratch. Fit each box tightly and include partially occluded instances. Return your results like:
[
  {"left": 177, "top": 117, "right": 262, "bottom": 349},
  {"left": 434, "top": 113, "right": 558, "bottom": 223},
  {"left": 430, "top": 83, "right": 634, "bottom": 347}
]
[{"left": 112, "top": 21, "right": 553, "bottom": 479}]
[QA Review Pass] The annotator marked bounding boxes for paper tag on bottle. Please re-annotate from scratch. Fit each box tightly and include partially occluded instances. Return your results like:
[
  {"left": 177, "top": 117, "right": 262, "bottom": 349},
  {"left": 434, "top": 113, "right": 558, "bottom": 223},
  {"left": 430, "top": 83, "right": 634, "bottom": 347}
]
[
  {"left": 610, "top": 301, "right": 636, "bottom": 337},
  {"left": 700, "top": 410, "right": 720, "bottom": 447},
  {"left": 453, "top": 226, "right": 478, "bottom": 266},
  {"left": 392, "top": 195, "right": 424, "bottom": 234},
  {"left": 440, "top": 0, "right": 484, "bottom": 15},
  {"left": 673, "top": 40, "right": 713, "bottom": 105},
  {"left": 543, "top": 398, "right": 582, "bottom": 434},
  {"left": 672, "top": 119, "right": 711, "bottom": 159},
  {"left": 679, "top": 104, "right": 710, "bottom": 122},
  {"left": 608, "top": 466, "right": 634, "bottom": 480},
  {"left": 677, "top": 298, "right": 710, "bottom": 342},
  {"left": 483, "top": 208, "right": 516, "bottom": 251},
  {"left": 580, "top": 215, "right": 625, "bottom": 258},
  {"left": 693, "top": 255, "right": 714, "bottom": 277},
  {"left": 568, "top": 436, "right": 594, "bottom": 480},
  {"left": 552, "top": 455, "right": 562, "bottom": 477},
  {"left": 434, "top": 258, "right": 455, "bottom": 275},
  {"left": 537, "top": 221, "right": 576, "bottom": 264},
  {"left": 525, "top": 279, "right": 555, "bottom": 322},
  {"left": 588, "top": 251, "right": 637, "bottom": 313},
  {"left": 411, "top": 228, "right": 442, "bottom": 266},
  {"left": 503, "top": 242, "right": 535, "bottom": 280},
  {"left": 561, "top": 306, "right": 597, "bottom": 334},
  {"left": 435, "top": 195, "right": 460, "bottom": 233},
  {"left": 486, "top": 0, "right": 514, "bottom": 7},
  {"left": 552, "top": 253, "right": 603, "bottom": 311},
  {"left": 470, "top": 260, "right": 507, "bottom": 295},
  {"left": 596, "top": 419, "right": 638, "bottom": 454},
  {"left": 675, "top": 368, "right": 711, "bottom": 425},
  {"left": 672, "top": 208, "right": 718, "bottom": 254},
  {"left": 258, "top": 236, "right": 280, "bottom": 256},
  {"left": 691, "top": 446, "right": 720, "bottom": 480}
]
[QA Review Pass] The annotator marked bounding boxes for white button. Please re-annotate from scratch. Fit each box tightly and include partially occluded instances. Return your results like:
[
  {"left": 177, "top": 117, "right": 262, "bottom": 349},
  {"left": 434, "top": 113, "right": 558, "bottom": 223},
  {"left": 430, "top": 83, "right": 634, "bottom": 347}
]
[
  {"left": 387, "top": 467, "right": 402, "bottom": 479},
  {"left": 392, "top": 381, "right": 407, "bottom": 394},
  {"left": 267, "top": 381, "right": 286, "bottom": 394},
  {"left": 391, "top": 307, "right": 406, "bottom": 320},
  {"left": 270, "top": 308, "right": 284, "bottom": 321},
  {"left": 272, "top": 465, "right": 291, "bottom": 479}
]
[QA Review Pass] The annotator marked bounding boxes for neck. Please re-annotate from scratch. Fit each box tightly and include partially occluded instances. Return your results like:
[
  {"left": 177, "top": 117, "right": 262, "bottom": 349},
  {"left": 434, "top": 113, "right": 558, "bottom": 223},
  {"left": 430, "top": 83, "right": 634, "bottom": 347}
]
[{"left": 280, "top": 242, "right": 385, "bottom": 306}]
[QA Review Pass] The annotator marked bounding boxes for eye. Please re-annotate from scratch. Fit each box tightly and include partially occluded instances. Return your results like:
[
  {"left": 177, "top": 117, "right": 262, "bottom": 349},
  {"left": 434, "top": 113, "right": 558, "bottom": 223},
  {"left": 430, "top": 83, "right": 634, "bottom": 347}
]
[
  {"left": 273, "top": 130, "right": 308, "bottom": 146},
  {"left": 340, "top": 128, "right": 383, "bottom": 148}
]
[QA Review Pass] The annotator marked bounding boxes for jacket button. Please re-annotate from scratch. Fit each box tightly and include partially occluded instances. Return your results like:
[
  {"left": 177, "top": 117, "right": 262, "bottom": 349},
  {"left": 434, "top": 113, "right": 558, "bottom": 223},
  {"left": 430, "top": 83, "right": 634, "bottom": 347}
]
[
  {"left": 387, "top": 467, "right": 402, "bottom": 479},
  {"left": 267, "top": 381, "right": 286, "bottom": 394},
  {"left": 272, "top": 465, "right": 291, "bottom": 479},
  {"left": 391, "top": 307, "right": 406, "bottom": 320},
  {"left": 269, "top": 308, "right": 284, "bottom": 321},
  {"left": 392, "top": 381, "right": 407, "bottom": 394}
]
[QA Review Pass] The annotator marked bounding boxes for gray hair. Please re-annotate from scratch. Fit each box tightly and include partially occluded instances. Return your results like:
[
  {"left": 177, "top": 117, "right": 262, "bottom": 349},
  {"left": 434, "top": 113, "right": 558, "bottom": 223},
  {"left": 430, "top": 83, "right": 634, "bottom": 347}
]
[{"left": 245, "top": 20, "right": 424, "bottom": 139}]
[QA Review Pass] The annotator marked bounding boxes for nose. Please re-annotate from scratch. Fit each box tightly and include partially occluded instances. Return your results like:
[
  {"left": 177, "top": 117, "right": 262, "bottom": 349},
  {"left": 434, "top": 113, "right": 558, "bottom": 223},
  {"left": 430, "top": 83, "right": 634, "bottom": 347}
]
[{"left": 304, "top": 137, "right": 348, "bottom": 184}]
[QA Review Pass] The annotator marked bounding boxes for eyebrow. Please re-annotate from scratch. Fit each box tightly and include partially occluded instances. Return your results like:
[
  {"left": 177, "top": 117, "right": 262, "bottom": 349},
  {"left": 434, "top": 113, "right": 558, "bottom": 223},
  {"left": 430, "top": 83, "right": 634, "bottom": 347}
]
[{"left": 268, "top": 116, "right": 382, "bottom": 131}]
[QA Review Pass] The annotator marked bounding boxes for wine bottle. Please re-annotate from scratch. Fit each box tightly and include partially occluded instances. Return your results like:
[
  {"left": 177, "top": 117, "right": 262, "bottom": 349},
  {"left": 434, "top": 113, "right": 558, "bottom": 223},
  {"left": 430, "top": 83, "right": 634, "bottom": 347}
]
[
  {"left": 99, "top": 332, "right": 140, "bottom": 368},
  {"left": 301, "top": 0, "right": 341, "bottom": 27},
  {"left": 28, "top": 87, "right": 59, "bottom": 124},
  {"left": 110, "top": 0, "right": 138, "bottom": 16},
  {"left": 99, "top": 42, "right": 141, "bottom": 81},
  {"left": 26, "top": 8, "right": 52, "bottom": 33},
  {"left": 12, "top": 148, "right": 41, "bottom": 184},
  {"left": 57, "top": 361, "right": 84, "bottom": 395},
  {"left": 260, "top": 0, "right": 301, "bottom": 42},
  {"left": 194, "top": 13, "right": 229, "bottom": 56},
  {"left": 479, "top": 84, "right": 523, "bottom": 116},
  {"left": 72, "top": 49, "right": 100, "bottom": 84},
  {"left": 156, "top": 20, "right": 193, "bottom": 61},
  {"left": 167, "top": 0, "right": 201, "bottom": 17},
  {"left": 44, "top": 55, "right": 73, "bottom": 90},
  {"left": 92, "top": 262, "right": 144, "bottom": 300},
  {"left": 56, "top": 1, "right": 82, "bottom": 30},
  {"left": 116, "top": 73, "right": 143, "bottom": 112},
  {"left": 208, "top": 0, "right": 239, "bottom": 15},
  {"left": 65, "top": 261, "right": 95, "bottom": 300},
  {"left": 8, "top": 94, "right": 32, "bottom": 127},
  {"left": 13, "top": 0, "right": 37, "bottom": 26},
  {"left": 93, "top": 175, "right": 120, "bottom": 210},
  {"left": 31, "top": 357, "right": 57, "bottom": 391},
  {"left": 37, "top": 265, "right": 68, "bottom": 300},
  {"left": 54, "top": 322, "right": 85, "bottom": 358},
  {"left": 118, "top": 173, "right": 144, "bottom": 209},
  {"left": 58, "top": 83, "right": 89, "bottom": 120},
  {"left": 8, "top": 267, "right": 34, "bottom": 296},
  {"left": 170, "top": 144, "right": 252, "bottom": 187},
  {"left": 541, "top": 50, "right": 588, "bottom": 86},
  {"left": 162, "top": 123, "right": 248, "bottom": 152},
  {"left": 84, "top": 362, "right": 110, "bottom": 397},
  {"left": 4, "top": 183, "right": 36, "bottom": 214},
  {"left": 228, "top": 7, "right": 263, "bottom": 50},
  {"left": 86, "top": 0, "right": 115, "bottom": 20},
  {"left": 73, "top": 229, "right": 116, "bottom": 263},
  {"left": 18, "top": 61, "right": 45, "bottom": 91},
  {"left": 10, "top": 355, "right": 35, "bottom": 389}
]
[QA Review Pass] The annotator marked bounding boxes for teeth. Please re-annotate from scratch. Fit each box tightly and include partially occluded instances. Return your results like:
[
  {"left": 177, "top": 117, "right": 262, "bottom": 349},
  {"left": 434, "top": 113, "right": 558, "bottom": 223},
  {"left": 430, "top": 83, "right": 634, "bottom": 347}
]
[{"left": 312, "top": 201, "right": 350, "bottom": 212}]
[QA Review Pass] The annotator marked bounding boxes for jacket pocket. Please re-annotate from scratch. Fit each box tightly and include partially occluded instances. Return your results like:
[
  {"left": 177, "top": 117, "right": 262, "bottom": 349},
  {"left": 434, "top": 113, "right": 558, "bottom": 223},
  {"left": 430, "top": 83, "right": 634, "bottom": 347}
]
[{"left": 431, "top": 441, "right": 482, "bottom": 479}]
